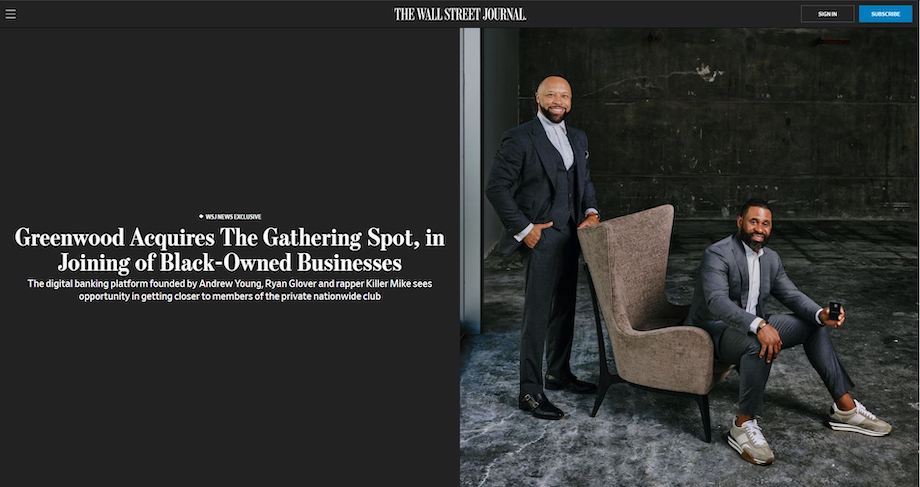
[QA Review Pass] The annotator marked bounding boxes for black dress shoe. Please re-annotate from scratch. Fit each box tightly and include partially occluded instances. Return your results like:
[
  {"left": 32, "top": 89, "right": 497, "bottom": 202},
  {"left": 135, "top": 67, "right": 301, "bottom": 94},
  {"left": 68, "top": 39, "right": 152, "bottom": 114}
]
[
  {"left": 518, "top": 392, "right": 564, "bottom": 420},
  {"left": 544, "top": 375, "right": 598, "bottom": 395}
]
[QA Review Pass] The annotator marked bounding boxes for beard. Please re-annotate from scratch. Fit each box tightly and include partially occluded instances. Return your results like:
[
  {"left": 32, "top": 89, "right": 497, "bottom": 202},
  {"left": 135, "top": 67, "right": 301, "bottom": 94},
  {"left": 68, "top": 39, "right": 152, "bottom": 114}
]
[
  {"left": 538, "top": 104, "right": 568, "bottom": 123},
  {"left": 738, "top": 228, "right": 770, "bottom": 251}
]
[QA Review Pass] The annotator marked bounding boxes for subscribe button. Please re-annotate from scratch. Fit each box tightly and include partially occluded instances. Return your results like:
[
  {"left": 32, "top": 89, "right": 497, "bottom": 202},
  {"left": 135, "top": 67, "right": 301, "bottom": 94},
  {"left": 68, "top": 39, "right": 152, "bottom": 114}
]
[{"left": 858, "top": 5, "right": 913, "bottom": 23}]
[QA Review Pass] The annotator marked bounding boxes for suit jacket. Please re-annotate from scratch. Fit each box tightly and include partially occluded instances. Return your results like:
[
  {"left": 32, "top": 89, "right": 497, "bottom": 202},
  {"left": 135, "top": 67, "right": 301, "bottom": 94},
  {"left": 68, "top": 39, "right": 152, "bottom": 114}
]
[
  {"left": 686, "top": 234, "right": 821, "bottom": 339},
  {"left": 486, "top": 118, "right": 598, "bottom": 256}
]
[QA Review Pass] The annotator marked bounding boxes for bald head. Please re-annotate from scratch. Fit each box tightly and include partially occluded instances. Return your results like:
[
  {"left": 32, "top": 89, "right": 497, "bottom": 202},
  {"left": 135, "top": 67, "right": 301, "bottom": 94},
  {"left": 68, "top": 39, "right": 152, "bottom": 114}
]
[{"left": 535, "top": 76, "right": 572, "bottom": 123}]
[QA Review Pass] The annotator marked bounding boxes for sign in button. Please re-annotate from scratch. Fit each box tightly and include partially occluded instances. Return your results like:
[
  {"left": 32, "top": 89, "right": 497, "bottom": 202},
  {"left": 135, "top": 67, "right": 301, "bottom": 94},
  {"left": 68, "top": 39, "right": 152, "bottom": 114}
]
[
  {"left": 802, "top": 5, "right": 855, "bottom": 22},
  {"left": 858, "top": 5, "right": 913, "bottom": 23}
]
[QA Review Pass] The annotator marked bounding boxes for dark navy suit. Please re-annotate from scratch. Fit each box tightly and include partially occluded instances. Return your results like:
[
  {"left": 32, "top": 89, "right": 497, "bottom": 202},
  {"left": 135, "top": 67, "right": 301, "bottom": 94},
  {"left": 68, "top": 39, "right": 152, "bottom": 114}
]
[{"left": 486, "top": 117, "right": 598, "bottom": 396}]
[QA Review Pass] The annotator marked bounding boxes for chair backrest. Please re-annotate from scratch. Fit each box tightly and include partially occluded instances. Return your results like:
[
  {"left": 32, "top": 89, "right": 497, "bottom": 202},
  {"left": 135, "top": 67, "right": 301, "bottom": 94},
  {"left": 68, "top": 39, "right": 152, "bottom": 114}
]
[{"left": 578, "top": 205, "right": 674, "bottom": 333}]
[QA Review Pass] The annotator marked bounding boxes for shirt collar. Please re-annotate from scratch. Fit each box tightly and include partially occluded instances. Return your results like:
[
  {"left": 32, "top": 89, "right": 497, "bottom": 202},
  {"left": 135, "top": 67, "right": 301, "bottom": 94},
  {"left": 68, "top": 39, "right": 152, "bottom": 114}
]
[
  {"left": 536, "top": 110, "right": 566, "bottom": 134},
  {"left": 741, "top": 240, "right": 764, "bottom": 258}
]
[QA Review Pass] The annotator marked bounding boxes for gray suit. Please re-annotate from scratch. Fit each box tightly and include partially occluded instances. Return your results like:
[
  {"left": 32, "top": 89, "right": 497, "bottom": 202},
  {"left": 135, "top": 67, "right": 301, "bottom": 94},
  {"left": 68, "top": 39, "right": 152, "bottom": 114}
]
[{"left": 686, "top": 234, "right": 853, "bottom": 415}]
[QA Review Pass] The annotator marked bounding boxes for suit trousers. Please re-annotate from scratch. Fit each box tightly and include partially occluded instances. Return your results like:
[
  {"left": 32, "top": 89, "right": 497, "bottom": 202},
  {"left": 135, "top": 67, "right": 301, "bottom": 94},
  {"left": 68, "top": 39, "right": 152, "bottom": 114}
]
[
  {"left": 519, "top": 223, "right": 579, "bottom": 396},
  {"left": 715, "top": 314, "right": 855, "bottom": 416}
]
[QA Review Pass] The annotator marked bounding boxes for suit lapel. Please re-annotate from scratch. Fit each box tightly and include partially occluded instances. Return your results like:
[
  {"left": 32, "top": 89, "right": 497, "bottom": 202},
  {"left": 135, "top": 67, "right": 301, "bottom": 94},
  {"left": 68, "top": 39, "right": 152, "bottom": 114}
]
[
  {"left": 731, "top": 236, "right": 749, "bottom": 306},
  {"left": 567, "top": 129, "right": 585, "bottom": 174},
  {"left": 758, "top": 250, "right": 771, "bottom": 313},
  {"left": 529, "top": 118, "right": 561, "bottom": 190},
  {"left": 567, "top": 129, "right": 586, "bottom": 213}
]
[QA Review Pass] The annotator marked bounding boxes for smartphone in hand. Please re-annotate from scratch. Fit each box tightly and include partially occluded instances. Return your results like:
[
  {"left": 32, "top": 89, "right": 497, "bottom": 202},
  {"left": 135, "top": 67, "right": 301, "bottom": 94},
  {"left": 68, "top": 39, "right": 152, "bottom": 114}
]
[{"left": 828, "top": 302, "right": 842, "bottom": 321}]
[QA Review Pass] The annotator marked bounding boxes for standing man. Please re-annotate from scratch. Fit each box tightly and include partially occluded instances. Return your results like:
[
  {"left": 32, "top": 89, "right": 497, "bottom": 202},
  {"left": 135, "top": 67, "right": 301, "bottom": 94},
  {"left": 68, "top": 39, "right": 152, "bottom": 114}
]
[
  {"left": 486, "top": 75, "right": 601, "bottom": 420},
  {"left": 686, "top": 199, "right": 891, "bottom": 465}
]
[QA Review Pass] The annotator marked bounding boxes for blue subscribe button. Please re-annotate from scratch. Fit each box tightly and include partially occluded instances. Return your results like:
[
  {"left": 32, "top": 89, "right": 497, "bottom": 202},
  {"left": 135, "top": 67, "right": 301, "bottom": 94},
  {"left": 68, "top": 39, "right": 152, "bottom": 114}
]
[{"left": 858, "top": 5, "right": 913, "bottom": 23}]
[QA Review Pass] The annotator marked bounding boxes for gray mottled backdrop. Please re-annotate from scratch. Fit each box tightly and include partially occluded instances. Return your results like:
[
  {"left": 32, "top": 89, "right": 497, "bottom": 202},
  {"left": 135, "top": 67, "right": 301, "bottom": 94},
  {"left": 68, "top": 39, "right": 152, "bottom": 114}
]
[{"left": 503, "top": 28, "right": 919, "bottom": 222}]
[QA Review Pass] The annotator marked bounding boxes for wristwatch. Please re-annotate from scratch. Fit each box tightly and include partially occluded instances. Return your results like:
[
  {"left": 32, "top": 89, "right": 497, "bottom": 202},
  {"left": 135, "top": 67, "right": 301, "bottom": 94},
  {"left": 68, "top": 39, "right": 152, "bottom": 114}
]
[{"left": 756, "top": 320, "right": 767, "bottom": 333}]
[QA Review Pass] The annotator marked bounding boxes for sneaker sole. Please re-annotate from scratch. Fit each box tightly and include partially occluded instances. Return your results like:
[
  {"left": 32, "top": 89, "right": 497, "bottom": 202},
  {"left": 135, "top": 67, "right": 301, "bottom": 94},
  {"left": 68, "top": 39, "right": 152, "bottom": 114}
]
[
  {"left": 828, "top": 420, "right": 890, "bottom": 437},
  {"left": 726, "top": 433, "right": 774, "bottom": 466}
]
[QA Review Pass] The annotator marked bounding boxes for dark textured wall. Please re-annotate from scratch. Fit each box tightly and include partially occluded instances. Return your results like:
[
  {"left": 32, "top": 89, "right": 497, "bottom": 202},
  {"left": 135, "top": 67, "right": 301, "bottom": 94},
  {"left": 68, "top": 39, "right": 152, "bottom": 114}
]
[{"left": 517, "top": 28, "right": 918, "bottom": 220}]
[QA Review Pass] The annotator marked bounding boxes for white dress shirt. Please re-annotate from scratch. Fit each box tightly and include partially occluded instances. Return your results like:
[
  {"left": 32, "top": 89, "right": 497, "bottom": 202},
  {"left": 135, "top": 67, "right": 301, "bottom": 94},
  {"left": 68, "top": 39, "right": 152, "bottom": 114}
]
[
  {"left": 743, "top": 241, "right": 823, "bottom": 333},
  {"left": 743, "top": 242, "right": 765, "bottom": 334},
  {"left": 537, "top": 110, "right": 574, "bottom": 170}
]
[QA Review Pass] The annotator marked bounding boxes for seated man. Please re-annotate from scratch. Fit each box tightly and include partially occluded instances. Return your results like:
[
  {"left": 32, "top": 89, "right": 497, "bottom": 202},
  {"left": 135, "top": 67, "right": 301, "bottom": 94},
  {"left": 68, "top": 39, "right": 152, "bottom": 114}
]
[{"left": 686, "top": 198, "right": 891, "bottom": 466}]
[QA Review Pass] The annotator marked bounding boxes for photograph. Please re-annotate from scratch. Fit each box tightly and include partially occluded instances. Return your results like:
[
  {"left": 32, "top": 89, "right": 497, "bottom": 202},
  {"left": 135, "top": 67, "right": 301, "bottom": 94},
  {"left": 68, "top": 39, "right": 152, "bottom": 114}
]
[{"left": 464, "top": 26, "right": 919, "bottom": 486}]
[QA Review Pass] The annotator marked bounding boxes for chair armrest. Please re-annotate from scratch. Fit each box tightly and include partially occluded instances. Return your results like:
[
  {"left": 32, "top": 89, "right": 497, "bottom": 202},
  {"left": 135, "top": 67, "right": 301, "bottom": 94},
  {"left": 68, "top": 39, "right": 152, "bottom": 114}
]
[{"left": 612, "top": 325, "right": 715, "bottom": 396}]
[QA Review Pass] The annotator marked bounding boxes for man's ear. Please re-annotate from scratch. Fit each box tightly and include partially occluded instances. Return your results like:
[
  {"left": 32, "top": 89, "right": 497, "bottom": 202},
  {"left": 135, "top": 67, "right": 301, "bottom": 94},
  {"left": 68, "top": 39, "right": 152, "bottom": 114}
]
[{"left": 736, "top": 215, "right": 743, "bottom": 229}]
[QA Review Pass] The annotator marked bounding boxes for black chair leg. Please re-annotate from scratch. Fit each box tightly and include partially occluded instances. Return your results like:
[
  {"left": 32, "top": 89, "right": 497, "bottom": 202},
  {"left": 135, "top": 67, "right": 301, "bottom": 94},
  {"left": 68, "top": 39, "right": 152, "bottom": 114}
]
[
  {"left": 695, "top": 394, "right": 712, "bottom": 443},
  {"left": 591, "top": 371, "right": 625, "bottom": 417},
  {"left": 591, "top": 377, "right": 610, "bottom": 418},
  {"left": 585, "top": 265, "right": 614, "bottom": 418}
]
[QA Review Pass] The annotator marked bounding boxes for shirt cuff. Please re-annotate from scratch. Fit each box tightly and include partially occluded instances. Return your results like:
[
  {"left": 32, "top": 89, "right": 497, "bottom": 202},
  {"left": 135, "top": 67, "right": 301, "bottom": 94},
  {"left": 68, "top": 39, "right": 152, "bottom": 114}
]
[
  {"left": 514, "top": 223, "right": 534, "bottom": 242},
  {"left": 749, "top": 317, "right": 764, "bottom": 334},
  {"left": 814, "top": 308, "right": 823, "bottom": 325},
  {"left": 585, "top": 208, "right": 598, "bottom": 217}
]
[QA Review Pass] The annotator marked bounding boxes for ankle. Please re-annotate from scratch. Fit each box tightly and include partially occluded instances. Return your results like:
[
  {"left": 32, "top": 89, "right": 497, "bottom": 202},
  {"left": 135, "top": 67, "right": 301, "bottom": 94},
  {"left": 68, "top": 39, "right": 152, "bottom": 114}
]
[{"left": 835, "top": 393, "right": 856, "bottom": 411}]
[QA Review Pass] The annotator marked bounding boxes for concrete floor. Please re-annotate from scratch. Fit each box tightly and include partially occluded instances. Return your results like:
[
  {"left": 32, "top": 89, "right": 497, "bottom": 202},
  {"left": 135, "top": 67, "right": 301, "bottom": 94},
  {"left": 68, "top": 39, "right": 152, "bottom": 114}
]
[{"left": 461, "top": 220, "right": 918, "bottom": 487}]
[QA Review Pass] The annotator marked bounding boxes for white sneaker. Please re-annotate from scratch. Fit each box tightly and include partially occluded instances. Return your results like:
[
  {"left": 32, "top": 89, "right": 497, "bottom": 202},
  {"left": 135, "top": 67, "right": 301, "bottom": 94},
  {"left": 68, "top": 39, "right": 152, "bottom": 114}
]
[
  {"left": 828, "top": 400, "right": 892, "bottom": 436},
  {"left": 727, "top": 418, "right": 775, "bottom": 465}
]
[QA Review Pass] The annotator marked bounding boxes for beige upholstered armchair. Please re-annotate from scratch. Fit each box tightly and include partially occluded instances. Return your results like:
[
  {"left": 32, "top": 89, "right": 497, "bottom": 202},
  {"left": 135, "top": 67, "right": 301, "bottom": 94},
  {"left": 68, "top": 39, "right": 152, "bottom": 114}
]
[{"left": 578, "top": 204, "right": 730, "bottom": 442}]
